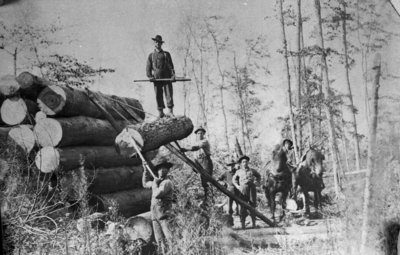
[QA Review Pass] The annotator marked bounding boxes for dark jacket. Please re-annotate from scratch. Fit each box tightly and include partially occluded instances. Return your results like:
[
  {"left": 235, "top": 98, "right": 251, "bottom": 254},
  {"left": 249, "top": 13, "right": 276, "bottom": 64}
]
[{"left": 146, "top": 50, "right": 175, "bottom": 79}]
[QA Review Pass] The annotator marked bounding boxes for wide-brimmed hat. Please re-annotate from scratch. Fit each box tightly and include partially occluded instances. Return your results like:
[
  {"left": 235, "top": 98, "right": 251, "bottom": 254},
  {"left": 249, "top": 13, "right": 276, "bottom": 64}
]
[
  {"left": 237, "top": 155, "right": 250, "bottom": 163},
  {"left": 154, "top": 161, "right": 173, "bottom": 171},
  {"left": 152, "top": 35, "right": 164, "bottom": 43},
  {"left": 194, "top": 126, "right": 206, "bottom": 134}
]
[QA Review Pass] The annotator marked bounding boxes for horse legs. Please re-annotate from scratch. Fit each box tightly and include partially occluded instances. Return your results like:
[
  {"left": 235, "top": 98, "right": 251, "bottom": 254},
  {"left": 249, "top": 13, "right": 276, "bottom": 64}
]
[
  {"left": 270, "top": 191, "right": 276, "bottom": 224},
  {"left": 280, "top": 191, "right": 289, "bottom": 222},
  {"left": 303, "top": 192, "right": 311, "bottom": 215}
]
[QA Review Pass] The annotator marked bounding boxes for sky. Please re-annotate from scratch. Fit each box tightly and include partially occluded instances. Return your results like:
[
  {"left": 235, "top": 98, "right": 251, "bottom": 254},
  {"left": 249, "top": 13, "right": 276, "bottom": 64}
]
[{"left": 1, "top": 0, "right": 400, "bottom": 159}]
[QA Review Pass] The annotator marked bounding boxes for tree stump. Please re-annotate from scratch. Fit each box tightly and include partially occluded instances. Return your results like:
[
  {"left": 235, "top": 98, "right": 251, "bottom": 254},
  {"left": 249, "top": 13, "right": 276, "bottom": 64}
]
[
  {"left": 115, "top": 116, "right": 193, "bottom": 157},
  {"left": 37, "top": 85, "right": 145, "bottom": 120},
  {"left": 125, "top": 215, "right": 153, "bottom": 243}
]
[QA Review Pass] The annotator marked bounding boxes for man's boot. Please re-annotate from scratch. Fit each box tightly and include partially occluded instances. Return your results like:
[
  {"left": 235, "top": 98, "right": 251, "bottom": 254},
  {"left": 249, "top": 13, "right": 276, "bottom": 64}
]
[
  {"left": 166, "top": 107, "right": 174, "bottom": 117},
  {"left": 158, "top": 109, "right": 165, "bottom": 118}
]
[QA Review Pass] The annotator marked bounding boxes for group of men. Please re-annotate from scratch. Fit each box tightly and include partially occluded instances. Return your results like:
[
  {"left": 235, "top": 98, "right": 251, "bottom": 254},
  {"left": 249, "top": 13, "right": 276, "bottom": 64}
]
[{"left": 143, "top": 35, "right": 296, "bottom": 250}]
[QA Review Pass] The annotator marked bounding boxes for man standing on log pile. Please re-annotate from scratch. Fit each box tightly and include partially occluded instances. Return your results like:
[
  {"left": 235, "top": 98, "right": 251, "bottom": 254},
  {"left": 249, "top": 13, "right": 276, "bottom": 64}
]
[
  {"left": 218, "top": 158, "right": 240, "bottom": 216},
  {"left": 142, "top": 160, "right": 174, "bottom": 253},
  {"left": 180, "top": 126, "right": 214, "bottom": 206},
  {"left": 233, "top": 155, "right": 261, "bottom": 229},
  {"left": 146, "top": 35, "right": 176, "bottom": 118}
]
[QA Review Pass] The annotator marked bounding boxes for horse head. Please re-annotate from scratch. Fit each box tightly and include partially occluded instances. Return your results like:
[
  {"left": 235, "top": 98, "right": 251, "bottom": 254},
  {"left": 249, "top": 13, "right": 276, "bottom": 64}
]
[{"left": 301, "top": 147, "right": 325, "bottom": 179}]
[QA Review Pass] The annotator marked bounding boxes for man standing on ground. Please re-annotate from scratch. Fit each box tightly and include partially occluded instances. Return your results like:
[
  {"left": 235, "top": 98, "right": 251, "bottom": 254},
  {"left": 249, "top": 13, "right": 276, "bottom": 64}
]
[
  {"left": 180, "top": 126, "right": 213, "bottom": 205},
  {"left": 233, "top": 155, "right": 261, "bottom": 229},
  {"left": 146, "top": 35, "right": 176, "bottom": 118},
  {"left": 218, "top": 159, "right": 240, "bottom": 216},
  {"left": 142, "top": 160, "right": 174, "bottom": 253}
]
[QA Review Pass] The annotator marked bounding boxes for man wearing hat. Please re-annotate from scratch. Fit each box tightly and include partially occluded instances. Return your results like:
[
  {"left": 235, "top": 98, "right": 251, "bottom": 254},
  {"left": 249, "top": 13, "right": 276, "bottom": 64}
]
[
  {"left": 142, "top": 160, "right": 174, "bottom": 252},
  {"left": 282, "top": 139, "right": 296, "bottom": 169},
  {"left": 146, "top": 35, "right": 176, "bottom": 118},
  {"left": 180, "top": 126, "right": 213, "bottom": 204},
  {"left": 218, "top": 158, "right": 240, "bottom": 216},
  {"left": 233, "top": 155, "right": 261, "bottom": 229}
]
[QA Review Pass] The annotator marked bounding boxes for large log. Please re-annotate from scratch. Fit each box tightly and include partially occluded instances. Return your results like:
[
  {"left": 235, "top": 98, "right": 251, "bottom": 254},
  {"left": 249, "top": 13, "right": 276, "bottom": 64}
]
[
  {"left": 33, "top": 116, "right": 131, "bottom": 147},
  {"left": 37, "top": 85, "right": 145, "bottom": 120},
  {"left": 0, "top": 75, "right": 20, "bottom": 96},
  {"left": 8, "top": 125, "right": 35, "bottom": 153},
  {"left": 115, "top": 116, "right": 193, "bottom": 158},
  {"left": 86, "top": 166, "right": 144, "bottom": 194},
  {"left": 90, "top": 189, "right": 151, "bottom": 218},
  {"left": 35, "top": 146, "right": 153, "bottom": 173},
  {"left": 16, "top": 72, "right": 51, "bottom": 100},
  {"left": 0, "top": 97, "right": 38, "bottom": 125}
]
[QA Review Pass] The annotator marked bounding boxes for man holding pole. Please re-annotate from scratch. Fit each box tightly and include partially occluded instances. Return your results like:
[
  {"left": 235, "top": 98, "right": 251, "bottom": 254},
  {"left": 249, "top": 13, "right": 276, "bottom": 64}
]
[
  {"left": 142, "top": 160, "right": 174, "bottom": 253},
  {"left": 146, "top": 34, "right": 176, "bottom": 118}
]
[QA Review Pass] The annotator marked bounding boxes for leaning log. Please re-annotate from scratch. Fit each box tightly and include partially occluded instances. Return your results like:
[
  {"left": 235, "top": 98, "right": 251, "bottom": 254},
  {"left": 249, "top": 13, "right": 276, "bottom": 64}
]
[
  {"left": 34, "top": 116, "right": 130, "bottom": 147},
  {"left": 8, "top": 125, "right": 35, "bottom": 154},
  {"left": 37, "top": 85, "right": 145, "bottom": 120},
  {"left": 0, "top": 97, "right": 38, "bottom": 125},
  {"left": 115, "top": 116, "right": 193, "bottom": 158},
  {"left": 35, "top": 146, "right": 154, "bottom": 173},
  {"left": 0, "top": 75, "right": 20, "bottom": 96},
  {"left": 86, "top": 166, "right": 144, "bottom": 194},
  {"left": 16, "top": 72, "right": 51, "bottom": 100},
  {"left": 90, "top": 188, "right": 151, "bottom": 218}
]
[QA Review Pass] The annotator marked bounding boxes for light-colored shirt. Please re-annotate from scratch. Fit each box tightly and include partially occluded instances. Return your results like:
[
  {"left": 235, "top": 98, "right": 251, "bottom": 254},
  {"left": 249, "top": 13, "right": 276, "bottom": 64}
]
[
  {"left": 233, "top": 167, "right": 261, "bottom": 189},
  {"left": 193, "top": 139, "right": 211, "bottom": 160}
]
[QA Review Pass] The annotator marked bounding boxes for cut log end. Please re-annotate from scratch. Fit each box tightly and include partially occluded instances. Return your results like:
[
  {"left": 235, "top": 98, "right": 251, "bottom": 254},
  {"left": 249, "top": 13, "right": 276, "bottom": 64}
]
[
  {"left": 125, "top": 216, "right": 153, "bottom": 243},
  {"left": 34, "top": 118, "right": 63, "bottom": 147},
  {"left": 35, "top": 146, "right": 60, "bottom": 173},
  {"left": 115, "top": 128, "right": 144, "bottom": 158},
  {"left": 37, "top": 85, "right": 66, "bottom": 116},
  {"left": 0, "top": 75, "right": 20, "bottom": 96},
  {"left": 1, "top": 97, "right": 28, "bottom": 125},
  {"left": 35, "top": 111, "right": 47, "bottom": 122},
  {"left": 8, "top": 125, "right": 35, "bottom": 153}
]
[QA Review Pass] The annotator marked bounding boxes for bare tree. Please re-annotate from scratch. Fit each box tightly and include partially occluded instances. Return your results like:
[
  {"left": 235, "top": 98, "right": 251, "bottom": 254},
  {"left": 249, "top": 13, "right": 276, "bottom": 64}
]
[
  {"left": 277, "top": 0, "right": 299, "bottom": 162},
  {"left": 313, "top": 0, "right": 341, "bottom": 196},
  {"left": 360, "top": 53, "right": 381, "bottom": 253},
  {"left": 296, "top": 0, "right": 303, "bottom": 155}
]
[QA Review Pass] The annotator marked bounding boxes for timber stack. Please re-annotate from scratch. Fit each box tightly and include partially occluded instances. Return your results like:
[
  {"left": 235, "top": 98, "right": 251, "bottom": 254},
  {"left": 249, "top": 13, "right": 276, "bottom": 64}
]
[{"left": 0, "top": 72, "right": 194, "bottom": 218}]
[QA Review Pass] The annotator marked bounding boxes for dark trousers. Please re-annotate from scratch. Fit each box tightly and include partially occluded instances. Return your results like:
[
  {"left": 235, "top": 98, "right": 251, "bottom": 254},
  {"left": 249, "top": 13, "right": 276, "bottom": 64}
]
[
  {"left": 239, "top": 183, "right": 257, "bottom": 224},
  {"left": 154, "top": 82, "right": 173, "bottom": 110}
]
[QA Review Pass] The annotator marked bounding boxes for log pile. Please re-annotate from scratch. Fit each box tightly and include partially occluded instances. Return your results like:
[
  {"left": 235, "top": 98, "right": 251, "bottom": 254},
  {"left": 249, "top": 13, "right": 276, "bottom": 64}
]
[{"left": 1, "top": 72, "right": 194, "bottom": 219}]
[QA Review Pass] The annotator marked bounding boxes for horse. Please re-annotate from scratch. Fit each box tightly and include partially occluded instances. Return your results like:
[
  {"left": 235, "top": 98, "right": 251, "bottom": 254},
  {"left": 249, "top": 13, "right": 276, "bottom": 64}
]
[
  {"left": 263, "top": 144, "right": 293, "bottom": 223},
  {"left": 292, "top": 147, "right": 325, "bottom": 215}
]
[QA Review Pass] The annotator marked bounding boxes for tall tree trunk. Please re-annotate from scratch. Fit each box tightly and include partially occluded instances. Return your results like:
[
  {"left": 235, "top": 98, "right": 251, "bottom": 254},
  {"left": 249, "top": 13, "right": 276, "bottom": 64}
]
[
  {"left": 341, "top": 1, "right": 361, "bottom": 172},
  {"left": 296, "top": 0, "right": 303, "bottom": 155},
  {"left": 313, "top": 0, "right": 341, "bottom": 196},
  {"left": 360, "top": 53, "right": 381, "bottom": 253},
  {"left": 278, "top": 0, "right": 299, "bottom": 162},
  {"left": 233, "top": 53, "right": 247, "bottom": 154}
]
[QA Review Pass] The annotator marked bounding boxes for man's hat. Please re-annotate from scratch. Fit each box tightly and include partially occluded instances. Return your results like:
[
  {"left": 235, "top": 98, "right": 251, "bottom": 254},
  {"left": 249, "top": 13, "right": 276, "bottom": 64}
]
[
  {"left": 282, "top": 139, "right": 293, "bottom": 147},
  {"left": 154, "top": 160, "right": 173, "bottom": 171},
  {"left": 194, "top": 126, "right": 206, "bottom": 134},
  {"left": 152, "top": 35, "right": 164, "bottom": 43},
  {"left": 237, "top": 155, "right": 250, "bottom": 163}
]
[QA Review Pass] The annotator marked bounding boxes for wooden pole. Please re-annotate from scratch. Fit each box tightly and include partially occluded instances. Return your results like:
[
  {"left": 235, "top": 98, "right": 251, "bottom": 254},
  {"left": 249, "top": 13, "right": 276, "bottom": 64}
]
[{"left": 165, "top": 144, "right": 275, "bottom": 227}]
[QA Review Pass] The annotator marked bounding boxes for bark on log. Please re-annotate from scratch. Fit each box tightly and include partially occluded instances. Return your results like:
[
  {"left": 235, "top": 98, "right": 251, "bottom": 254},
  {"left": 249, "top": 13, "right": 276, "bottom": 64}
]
[
  {"left": 115, "top": 116, "right": 193, "bottom": 158},
  {"left": 35, "top": 146, "right": 153, "bottom": 173},
  {"left": 125, "top": 214, "right": 153, "bottom": 243},
  {"left": 16, "top": 72, "right": 51, "bottom": 100},
  {"left": 90, "top": 189, "right": 151, "bottom": 218},
  {"left": 0, "top": 75, "right": 20, "bottom": 96},
  {"left": 86, "top": 166, "right": 144, "bottom": 194},
  {"left": 8, "top": 125, "right": 35, "bottom": 153},
  {"left": 0, "top": 97, "right": 38, "bottom": 125},
  {"left": 37, "top": 85, "right": 145, "bottom": 120},
  {"left": 0, "top": 127, "right": 11, "bottom": 141},
  {"left": 34, "top": 116, "right": 130, "bottom": 147}
]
